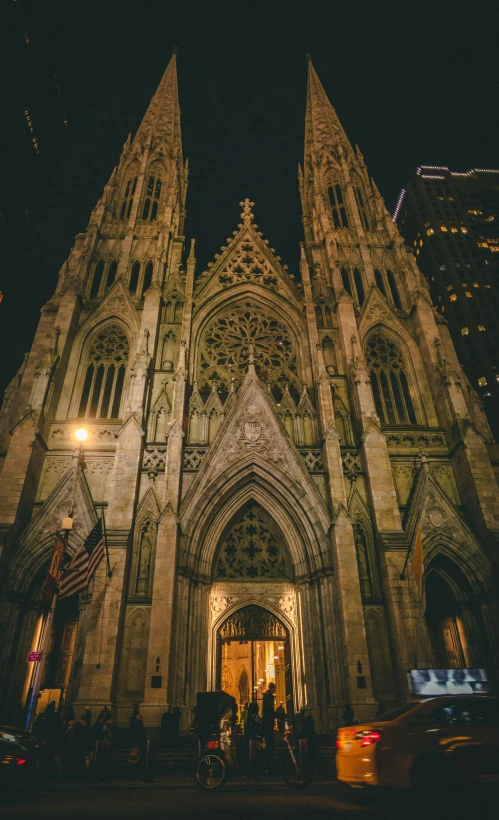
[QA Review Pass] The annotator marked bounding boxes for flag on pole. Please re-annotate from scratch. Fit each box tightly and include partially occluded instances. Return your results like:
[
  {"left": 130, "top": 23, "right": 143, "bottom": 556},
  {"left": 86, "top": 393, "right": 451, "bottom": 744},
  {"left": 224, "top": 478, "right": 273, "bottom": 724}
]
[
  {"left": 41, "top": 533, "right": 65, "bottom": 608},
  {"left": 59, "top": 519, "right": 104, "bottom": 599},
  {"left": 412, "top": 526, "right": 424, "bottom": 595}
]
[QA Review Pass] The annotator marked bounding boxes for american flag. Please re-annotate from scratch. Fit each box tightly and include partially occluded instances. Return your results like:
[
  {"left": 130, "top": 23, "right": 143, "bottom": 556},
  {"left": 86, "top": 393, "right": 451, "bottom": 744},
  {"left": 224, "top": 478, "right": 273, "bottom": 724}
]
[{"left": 59, "top": 519, "right": 104, "bottom": 599}]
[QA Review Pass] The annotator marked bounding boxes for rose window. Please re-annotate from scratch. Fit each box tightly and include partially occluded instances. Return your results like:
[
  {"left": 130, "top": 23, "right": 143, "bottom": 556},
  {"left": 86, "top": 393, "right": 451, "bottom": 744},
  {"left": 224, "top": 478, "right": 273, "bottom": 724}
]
[
  {"left": 199, "top": 302, "right": 300, "bottom": 400},
  {"left": 215, "top": 506, "right": 289, "bottom": 579}
]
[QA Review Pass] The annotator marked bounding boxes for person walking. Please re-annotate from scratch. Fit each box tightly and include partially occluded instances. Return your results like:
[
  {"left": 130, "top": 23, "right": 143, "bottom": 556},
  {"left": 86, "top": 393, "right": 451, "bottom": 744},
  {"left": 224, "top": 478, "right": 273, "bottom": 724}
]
[
  {"left": 172, "top": 706, "right": 181, "bottom": 745},
  {"left": 262, "top": 682, "right": 276, "bottom": 772},
  {"left": 129, "top": 713, "right": 147, "bottom": 775},
  {"left": 101, "top": 719, "right": 113, "bottom": 779},
  {"left": 275, "top": 701, "right": 287, "bottom": 737},
  {"left": 343, "top": 703, "right": 354, "bottom": 727},
  {"left": 160, "top": 706, "right": 174, "bottom": 747}
]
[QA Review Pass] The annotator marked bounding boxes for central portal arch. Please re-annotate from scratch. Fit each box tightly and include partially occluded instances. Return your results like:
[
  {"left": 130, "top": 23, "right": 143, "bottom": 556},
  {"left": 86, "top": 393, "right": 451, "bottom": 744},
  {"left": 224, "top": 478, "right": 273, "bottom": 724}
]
[{"left": 216, "top": 604, "right": 293, "bottom": 718}]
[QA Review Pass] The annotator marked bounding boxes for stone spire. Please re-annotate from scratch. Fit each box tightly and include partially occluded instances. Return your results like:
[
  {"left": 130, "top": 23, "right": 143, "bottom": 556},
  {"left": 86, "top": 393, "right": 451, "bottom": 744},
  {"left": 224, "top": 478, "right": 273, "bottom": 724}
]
[
  {"left": 132, "top": 49, "right": 182, "bottom": 158},
  {"left": 305, "top": 56, "right": 352, "bottom": 162}
]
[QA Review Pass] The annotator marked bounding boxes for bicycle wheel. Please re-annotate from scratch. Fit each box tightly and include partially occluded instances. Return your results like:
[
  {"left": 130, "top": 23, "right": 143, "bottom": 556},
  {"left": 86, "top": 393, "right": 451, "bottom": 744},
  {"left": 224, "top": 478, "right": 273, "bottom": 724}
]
[
  {"left": 195, "top": 753, "right": 227, "bottom": 789},
  {"left": 280, "top": 747, "right": 312, "bottom": 790}
]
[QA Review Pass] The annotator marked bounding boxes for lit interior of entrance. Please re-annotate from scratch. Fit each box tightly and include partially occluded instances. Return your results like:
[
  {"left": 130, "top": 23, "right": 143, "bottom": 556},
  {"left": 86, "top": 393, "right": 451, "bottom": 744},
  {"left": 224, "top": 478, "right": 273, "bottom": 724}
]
[{"left": 221, "top": 638, "right": 287, "bottom": 713}]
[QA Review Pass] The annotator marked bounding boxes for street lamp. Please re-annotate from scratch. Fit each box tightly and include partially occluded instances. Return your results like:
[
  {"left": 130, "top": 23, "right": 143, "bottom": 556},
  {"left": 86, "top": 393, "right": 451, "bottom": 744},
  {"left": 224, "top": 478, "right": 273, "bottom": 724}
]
[{"left": 75, "top": 428, "right": 88, "bottom": 442}]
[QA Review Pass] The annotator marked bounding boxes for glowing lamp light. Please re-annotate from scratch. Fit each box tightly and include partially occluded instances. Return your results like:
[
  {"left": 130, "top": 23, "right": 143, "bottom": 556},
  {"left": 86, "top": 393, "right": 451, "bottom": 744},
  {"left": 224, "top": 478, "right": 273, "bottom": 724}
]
[{"left": 75, "top": 428, "right": 88, "bottom": 442}]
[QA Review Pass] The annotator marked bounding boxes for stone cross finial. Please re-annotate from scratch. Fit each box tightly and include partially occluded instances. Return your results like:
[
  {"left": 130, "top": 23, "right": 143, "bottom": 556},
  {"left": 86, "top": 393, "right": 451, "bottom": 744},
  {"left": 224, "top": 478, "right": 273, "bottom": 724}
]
[
  {"left": 248, "top": 342, "right": 255, "bottom": 365},
  {"left": 240, "top": 198, "right": 255, "bottom": 225}
]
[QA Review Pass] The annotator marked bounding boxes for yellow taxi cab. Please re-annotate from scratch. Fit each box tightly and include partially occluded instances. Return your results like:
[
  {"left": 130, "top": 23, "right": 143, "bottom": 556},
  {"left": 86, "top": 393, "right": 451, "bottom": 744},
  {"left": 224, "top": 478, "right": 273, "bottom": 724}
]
[{"left": 336, "top": 696, "right": 499, "bottom": 793}]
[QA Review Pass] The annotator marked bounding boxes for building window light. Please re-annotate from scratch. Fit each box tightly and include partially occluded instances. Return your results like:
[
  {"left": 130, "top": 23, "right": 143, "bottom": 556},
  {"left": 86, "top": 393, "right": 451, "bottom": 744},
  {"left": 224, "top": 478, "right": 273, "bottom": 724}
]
[
  {"left": 478, "top": 377, "right": 487, "bottom": 387},
  {"left": 461, "top": 227, "right": 468, "bottom": 233},
  {"left": 448, "top": 197, "right": 454, "bottom": 201},
  {"left": 473, "top": 282, "right": 479, "bottom": 287},
  {"left": 486, "top": 215, "right": 495, "bottom": 222},
  {"left": 461, "top": 327, "right": 469, "bottom": 335},
  {"left": 450, "top": 293, "right": 457, "bottom": 301},
  {"left": 438, "top": 196, "right": 444, "bottom": 200},
  {"left": 440, "top": 225, "right": 448, "bottom": 232},
  {"left": 496, "top": 375, "right": 499, "bottom": 382},
  {"left": 451, "top": 227, "right": 458, "bottom": 233},
  {"left": 465, "top": 291, "right": 473, "bottom": 297},
  {"left": 468, "top": 209, "right": 482, "bottom": 215},
  {"left": 439, "top": 264, "right": 446, "bottom": 270},
  {"left": 425, "top": 221, "right": 430, "bottom": 227},
  {"left": 485, "top": 284, "right": 491, "bottom": 288},
  {"left": 491, "top": 247, "right": 499, "bottom": 253},
  {"left": 478, "top": 242, "right": 488, "bottom": 248},
  {"left": 427, "top": 228, "right": 434, "bottom": 236},
  {"left": 478, "top": 325, "right": 486, "bottom": 331},
  {"left": 446, "top": 284, "right": 454, "bottom": 291}
]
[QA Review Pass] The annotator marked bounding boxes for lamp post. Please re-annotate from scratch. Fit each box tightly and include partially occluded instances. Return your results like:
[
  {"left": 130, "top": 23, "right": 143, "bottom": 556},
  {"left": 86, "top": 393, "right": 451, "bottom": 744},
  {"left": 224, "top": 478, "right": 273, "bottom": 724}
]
[{"left": 25, "top": 428, "right": 87, "bottom": 728}]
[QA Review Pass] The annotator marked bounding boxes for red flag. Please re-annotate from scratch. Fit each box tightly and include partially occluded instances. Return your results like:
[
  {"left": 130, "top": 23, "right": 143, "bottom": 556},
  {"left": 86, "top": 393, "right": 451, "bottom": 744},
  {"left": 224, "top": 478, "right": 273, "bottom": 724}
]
[
  {"left": 41, "top": 533, "right": 65, "bottom": 608},
  {"left": 412, "top": 527, "right": 424, "bottom": 595}
]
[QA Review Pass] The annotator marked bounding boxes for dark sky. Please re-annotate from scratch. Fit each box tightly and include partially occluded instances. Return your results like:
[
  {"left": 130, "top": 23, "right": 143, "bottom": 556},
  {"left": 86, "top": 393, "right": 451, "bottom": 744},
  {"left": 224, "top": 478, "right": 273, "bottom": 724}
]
[{"left": 1, "top": 0, "right": 498, "bottom": 396}]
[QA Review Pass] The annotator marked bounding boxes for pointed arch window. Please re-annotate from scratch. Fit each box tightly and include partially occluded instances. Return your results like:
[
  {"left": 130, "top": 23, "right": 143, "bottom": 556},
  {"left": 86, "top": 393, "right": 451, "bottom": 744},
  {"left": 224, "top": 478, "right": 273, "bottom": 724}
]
[
  {"left": 129, "top": 261, "right": 140, "bottom": 295},
  {"left": 105, "top": 260, "right": 117, "bottom": 291},
  {"left": 387, "top": 270, "right": 402, "bottom": 309},
  {"left": 366, "top": 330, "right": 417, "bottom": 425},
  {"left": 341, "top": 267, "right": 352, "bottom": 296},
  {"left": 328, "top": 184, "right": 349, "bottom": 228},
  {"left": 353, "top": 268, "right": 365, "bottom": 306},
  {"left": 354, "top": 187, "right": 370, "bottom": 231},
  {"left": 77, "top": 324, "right": 129, "bottom": 419},
  {"left": 142, "top": 172, "right": 162, "bottom": 221},
  {"left": 120, "top": 175, "right": 137, "bottom": 220},
  {"left": 142, "top": 260, "right": 153, "bottom": 295},
  {"left": 375, "top": 268, "right": 386, "bottom": 296},
  {"left": 90, "top": 260, "right": 105, "bottom": 298}
]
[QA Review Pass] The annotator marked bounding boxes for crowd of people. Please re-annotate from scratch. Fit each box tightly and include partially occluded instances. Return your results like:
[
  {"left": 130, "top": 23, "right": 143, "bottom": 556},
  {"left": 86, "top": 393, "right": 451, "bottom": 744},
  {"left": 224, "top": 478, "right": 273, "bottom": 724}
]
[{"left": 32, "top": 702, "right": 114, "bottom": 778}]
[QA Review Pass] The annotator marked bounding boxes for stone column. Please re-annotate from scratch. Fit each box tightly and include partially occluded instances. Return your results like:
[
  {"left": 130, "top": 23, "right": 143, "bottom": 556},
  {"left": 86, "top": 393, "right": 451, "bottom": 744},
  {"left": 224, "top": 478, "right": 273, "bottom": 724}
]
[{"left": 301, "top": 250, "right": 375, "bottom": 719}]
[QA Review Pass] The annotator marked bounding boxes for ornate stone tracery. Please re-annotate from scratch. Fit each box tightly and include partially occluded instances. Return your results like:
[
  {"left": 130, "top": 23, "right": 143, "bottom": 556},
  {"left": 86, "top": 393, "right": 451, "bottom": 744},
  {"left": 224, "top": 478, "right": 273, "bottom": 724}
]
[
  {"left": 199, "top": 302, "right": 300, "bottom": 399},
  {"left": 218, "top": 604, "right": 287, "bottom": 639},
  {"left": 215, "top": 506, "right": 290, "bottom": 580}
]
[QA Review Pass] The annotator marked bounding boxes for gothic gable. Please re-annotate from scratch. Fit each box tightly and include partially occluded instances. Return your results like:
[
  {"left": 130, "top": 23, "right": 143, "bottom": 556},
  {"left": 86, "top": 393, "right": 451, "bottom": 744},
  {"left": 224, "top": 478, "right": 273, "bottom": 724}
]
[
  {"left": 357, "top": 284, "right": 406, "bottom": 341},
  {"left": 78, "top": 278, "right": 140, "bottom": 336},
  {"left": 181, "top": 362, "right": 328, "bottom": 523},
  {"left": 194, "top": 200, "right": 300, "bottom": 305}
]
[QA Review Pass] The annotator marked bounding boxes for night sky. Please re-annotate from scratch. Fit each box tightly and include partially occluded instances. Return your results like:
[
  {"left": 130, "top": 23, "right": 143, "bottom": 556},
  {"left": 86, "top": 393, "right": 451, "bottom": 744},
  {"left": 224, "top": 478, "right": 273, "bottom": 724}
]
[{"left": 1, "top": 0, "right": 498, "bottom": 396}]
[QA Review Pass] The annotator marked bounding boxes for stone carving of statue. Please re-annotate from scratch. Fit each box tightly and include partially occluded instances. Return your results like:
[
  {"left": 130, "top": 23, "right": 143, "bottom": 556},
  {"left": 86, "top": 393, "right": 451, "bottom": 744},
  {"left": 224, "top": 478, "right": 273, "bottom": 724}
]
[{"left": 136, "top": 521, "right": 154, "bottom": 595}]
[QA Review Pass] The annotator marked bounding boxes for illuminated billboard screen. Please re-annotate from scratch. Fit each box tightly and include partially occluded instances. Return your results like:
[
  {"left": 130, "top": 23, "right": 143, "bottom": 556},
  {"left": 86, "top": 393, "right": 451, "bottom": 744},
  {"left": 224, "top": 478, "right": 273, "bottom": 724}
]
[{"left": 407, "top": 668, "right": 488, "bottom": 696}]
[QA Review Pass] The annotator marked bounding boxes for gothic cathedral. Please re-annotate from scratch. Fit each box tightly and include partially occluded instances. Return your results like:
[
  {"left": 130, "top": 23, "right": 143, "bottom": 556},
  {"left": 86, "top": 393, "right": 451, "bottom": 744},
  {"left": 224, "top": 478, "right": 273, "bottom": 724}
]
[{"left": 1, "top": 55, "right": 498, "bottom": 729}]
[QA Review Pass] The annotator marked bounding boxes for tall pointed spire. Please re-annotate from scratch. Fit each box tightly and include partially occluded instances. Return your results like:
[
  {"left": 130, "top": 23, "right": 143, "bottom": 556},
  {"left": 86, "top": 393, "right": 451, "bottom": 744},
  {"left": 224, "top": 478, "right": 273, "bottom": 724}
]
[
  {"left": 305, "top": 56, "right": 351, "bottom": 160},
  {"left": 133, "top": 49, "right": 182, "bottom": 158}
]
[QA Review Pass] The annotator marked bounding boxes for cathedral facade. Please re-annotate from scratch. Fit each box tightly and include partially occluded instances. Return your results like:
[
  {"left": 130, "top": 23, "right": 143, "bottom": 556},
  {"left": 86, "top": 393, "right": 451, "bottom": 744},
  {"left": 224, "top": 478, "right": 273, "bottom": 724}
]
[{"left": 1, "top": 55, "right": 499, "bottom": 730}]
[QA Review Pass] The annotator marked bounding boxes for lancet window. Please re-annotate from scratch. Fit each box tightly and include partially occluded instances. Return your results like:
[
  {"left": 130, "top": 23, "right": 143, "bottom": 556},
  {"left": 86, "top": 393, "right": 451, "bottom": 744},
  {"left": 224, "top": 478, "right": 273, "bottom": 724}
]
[
  {"left": 105, "top": 260, "right": 117, "bottom": 291},
  {"left": 328, "top": 184, "right": 349, "bottom": 228},
  {"left": 387, "top": 270, "right": 403, "bottom": 309},
  {"left": 120, "top": 175, "right": 137, "bottom": 220},
  {"left": 90, "top": 260, "right": 105, "bottom": 298},
  {"left": 142, "top": 169, "right": 162, "bottom": 221},
  {"left": 365, "top": 331, "right": 416, "bottom": 426},
  {"left": 354, "top": 187, "right": 370, "bottom": 231},
  {"left": 129, "top": 261, "right": 140, "bottom": 295},
  {"left": 353, "top": 268, "right": 365, "bottom": 306},
  {"left": 341, "top": 267, "right": 352, "bottom": 296},
  {"left": 198, "top": 301, "right": 301, "bottom": 403},
  {"left": 374, "top": 269, "right": 386, "bottom": 297},
  {"left": 142, "top": 261, "right": 153, "bottom": 294},
  {"left": 77, "top": 324, "right": 129, "bottom": 419},
  {"left": 341, "top": 267, "right": 365, "bottom": 306}
]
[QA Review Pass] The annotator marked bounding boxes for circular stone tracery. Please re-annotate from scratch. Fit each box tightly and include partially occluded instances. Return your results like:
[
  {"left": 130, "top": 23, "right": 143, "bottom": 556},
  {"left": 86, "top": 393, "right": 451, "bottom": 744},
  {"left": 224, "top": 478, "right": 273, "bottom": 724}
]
[{"left": 199, "top": 302, "right": 298, "bottom": 393}]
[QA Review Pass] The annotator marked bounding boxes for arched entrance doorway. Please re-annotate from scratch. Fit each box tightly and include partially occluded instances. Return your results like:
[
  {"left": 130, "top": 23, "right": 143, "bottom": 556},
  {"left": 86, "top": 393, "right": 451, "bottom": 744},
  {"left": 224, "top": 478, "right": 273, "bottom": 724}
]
[
  {"left": 216, "top": 604, "right": 293, "bottom": 718},
  {"left": 424, "top": 555, "right": 479, "bottom": 668}
]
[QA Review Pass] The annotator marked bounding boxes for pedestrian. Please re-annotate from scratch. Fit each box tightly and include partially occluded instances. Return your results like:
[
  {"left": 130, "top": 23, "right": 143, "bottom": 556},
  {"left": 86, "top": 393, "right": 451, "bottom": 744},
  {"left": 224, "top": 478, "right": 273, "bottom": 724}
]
[
  {"left": 302, "top": 712, "right": 320, "bottom": 778},
  {"left": 172, "top": 706, "right": 181, "bottom": 744},
  {"left": 101, "top": 719, "right": 113, "bottom": 779},
  {"left": 248, "top": 696, "right": 259, "bottom": 719},
  {"left": 262, "top": 682, "right": 276, "bottom": 772},
  {"left": 343, "top": 703, "right": 354, "bottom": 726},
  {"left": 241, "top": 702, "right": 249, "bottom": 729},
  {"left": 97, "top": 705, "right": 112, "bottom": 724},
  {"left": 275, "top": 701, "right": 287, "bottom": 736},
  {"left": 160, "top": 706, "right": 174, "bottom": 747},
  {"left": 73, "top": 714, "right": 88, "bottom": 777},
  {"left": 129, "top": 703, "right": 139, "bottom": 741},
  {"left": 129, "top": 712, "right": 147, "bottom": 773}
]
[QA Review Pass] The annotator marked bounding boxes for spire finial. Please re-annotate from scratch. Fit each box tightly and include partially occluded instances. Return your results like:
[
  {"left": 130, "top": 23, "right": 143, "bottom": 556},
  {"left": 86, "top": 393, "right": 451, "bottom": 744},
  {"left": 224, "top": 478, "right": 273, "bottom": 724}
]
[
  {"left": 248, "top": 342, "right": 255, "bottom": 364},
  {"left": 306, "top": 52, "right": 312, "bottom": 62},
  {"left": 172, "top": 45, "right": 179, "bottom": 56},
  {"left": 240, "top": 198, "right": 255, "bottom": 225}
]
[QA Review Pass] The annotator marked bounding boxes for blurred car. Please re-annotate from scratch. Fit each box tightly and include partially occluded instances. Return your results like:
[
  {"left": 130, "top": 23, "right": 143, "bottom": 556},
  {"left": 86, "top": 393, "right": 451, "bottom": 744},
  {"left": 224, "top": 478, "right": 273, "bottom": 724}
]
[
  {"left": 336, "top": 696, "right": 499, "bottom": 794},
  {"left": 0, "top": 725, "right": 40, "bottom": 785}
]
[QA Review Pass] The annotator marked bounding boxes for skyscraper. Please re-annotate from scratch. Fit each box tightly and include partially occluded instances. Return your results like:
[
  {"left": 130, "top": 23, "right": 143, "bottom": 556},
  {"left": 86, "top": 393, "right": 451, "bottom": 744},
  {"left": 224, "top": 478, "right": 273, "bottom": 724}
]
[
  {"left": 395, "top": 166, "right": 499, "bottom": 435},
  {"left": 1, "top": 56, "right": 498, "bottom": 729}
]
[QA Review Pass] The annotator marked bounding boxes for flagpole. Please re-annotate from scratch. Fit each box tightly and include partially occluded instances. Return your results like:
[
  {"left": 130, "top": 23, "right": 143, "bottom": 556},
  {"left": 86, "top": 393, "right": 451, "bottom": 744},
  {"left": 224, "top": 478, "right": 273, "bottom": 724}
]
[
  {"left": 25, "top": 428, "right": 87, "bottom": 729},
  {"left": 101, "top": 501, "right": 112, "bottom": 579}
]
